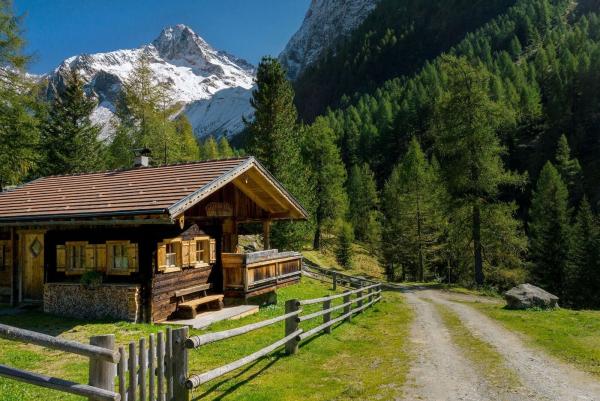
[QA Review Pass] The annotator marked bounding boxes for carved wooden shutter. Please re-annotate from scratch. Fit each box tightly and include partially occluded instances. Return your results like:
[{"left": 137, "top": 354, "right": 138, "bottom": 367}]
[
  {"left": 85, "top": 244, "right": 96, "bottom": 270},
  {"left": 96, "top": 245, "right": 107, "bottom": 272},
  {"left": 175, "top": 240, "right": 182, "bottom": 267},
  {"left": 209, "top": 239, "right": 216, "bottom": 263},
  {"left": 182, "top": 240, "right": 190, "bottom": 267},
  {"left": 56, "top": 245, "right": 66, "bottom": 272},
  {"left": 188, "top": 240, "right": 197, "bottom": 265},
  {"left": 127, "top": 243, "right": 138, "bottom": 273},
  {"left": 157, "top": 243, "right": 167, "bottom": 272}
]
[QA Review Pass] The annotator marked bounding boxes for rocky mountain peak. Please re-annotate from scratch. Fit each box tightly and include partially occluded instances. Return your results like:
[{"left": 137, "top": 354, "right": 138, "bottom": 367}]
[
  {"left": 152, "top": 24, "right": 211, "bottom": 61},
  {"left": 279, "top": 0, "right": 380, "bottom": 80}
]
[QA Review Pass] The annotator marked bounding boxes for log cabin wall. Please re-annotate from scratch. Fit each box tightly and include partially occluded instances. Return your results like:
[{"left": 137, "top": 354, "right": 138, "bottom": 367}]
[
  {"left": 0, "top": 229, "right": 11, "bottom": 302},
  {"left": 150, "top": 265, "right": 213, "bottom": 322}
]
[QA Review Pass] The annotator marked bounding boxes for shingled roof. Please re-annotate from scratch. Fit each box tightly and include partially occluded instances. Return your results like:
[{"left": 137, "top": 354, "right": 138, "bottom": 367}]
[{"left": 0, "top": 157, "right": 308, "bottom": 223}]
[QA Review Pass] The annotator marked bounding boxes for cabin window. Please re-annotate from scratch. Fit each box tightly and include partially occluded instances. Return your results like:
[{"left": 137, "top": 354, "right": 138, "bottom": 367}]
[
  {"left": 65, "top": 241, "right": 87, "bottom": 274},
  {"left": 166, "top": 243, "right": 177, "bottom": 267},
  {"left": 0, "top": 241, "right": 10, "bottom": 270},
  {"left": 106, "top": 241, "right": 138, "bottom": 275},
  {"left": 195, "top": 241, "right": 205, "bottom": 263}
]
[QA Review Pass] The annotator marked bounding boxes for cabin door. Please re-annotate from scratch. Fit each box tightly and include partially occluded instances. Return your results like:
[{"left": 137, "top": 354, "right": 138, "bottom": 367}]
[{"left": 20, "top": 231, "right": 45, "bottom": 301}]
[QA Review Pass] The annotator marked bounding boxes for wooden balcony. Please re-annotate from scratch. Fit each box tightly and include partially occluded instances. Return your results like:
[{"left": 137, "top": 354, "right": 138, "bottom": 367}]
[{"left": 222, "top": 250, "right": 302, "bottom": 298}]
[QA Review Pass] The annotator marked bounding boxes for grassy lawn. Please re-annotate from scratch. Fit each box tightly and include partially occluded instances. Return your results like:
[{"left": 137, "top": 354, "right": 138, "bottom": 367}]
[
  {"left": 468, "top": 302, "right": 600, "bottom": 378},
  {"left": 0, "top": 278, "right": 411, "bottom": 401},
  {"left": 303, "top": 242, "right": 384, "bottom": 280}
]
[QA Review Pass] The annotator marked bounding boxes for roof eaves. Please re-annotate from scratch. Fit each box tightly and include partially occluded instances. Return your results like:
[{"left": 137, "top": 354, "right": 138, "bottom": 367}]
[{"left": 167, "top": 157, "right": 255, "bottom": 218}]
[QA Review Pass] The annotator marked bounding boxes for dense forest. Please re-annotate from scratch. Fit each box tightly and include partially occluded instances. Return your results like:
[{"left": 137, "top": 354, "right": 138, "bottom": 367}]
[{"left": 2, "top": 0, "right": 600, "bottom": 308}]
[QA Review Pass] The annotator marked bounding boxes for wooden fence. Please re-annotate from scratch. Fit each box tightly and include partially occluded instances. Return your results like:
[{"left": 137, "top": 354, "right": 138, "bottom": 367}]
[
  {"left": 0, "top": 274, "right": 382, "bottom": 401},
  {"left": 0, "top": 323, "right": 121, "bottom": 401}
]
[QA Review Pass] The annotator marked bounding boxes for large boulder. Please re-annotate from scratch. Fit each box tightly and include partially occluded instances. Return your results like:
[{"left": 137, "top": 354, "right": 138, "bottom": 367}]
[{"left": 504, "top": 283, "right": 559, "bottom": 310}]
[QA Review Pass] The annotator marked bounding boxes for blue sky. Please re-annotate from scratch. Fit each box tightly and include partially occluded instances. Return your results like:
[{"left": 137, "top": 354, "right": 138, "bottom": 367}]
[{"left": 15, "top": 0, "right": 310, "bottom": 74}]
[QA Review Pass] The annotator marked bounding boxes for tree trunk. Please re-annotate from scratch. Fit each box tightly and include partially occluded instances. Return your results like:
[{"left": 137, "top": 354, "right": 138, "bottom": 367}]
[
  {"left": 473, "top": 203, "right": 484, "bottom": 286},
  {"left": 313, "top": 226, "right": 321, "bottom": 250}
]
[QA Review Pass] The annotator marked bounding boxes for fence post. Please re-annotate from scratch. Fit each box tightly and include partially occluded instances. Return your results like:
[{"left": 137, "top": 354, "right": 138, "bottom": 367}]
[
  {"left": 343, "top": 291, "right": 352, "bottom": 322},
  {"left": 88, "top": 334, "right": 116, "bottom": 401},
  {"left": 357, "top": 285, "right": 364, "bottom": 310},
  {"left": 332, "top": 271, "right": 337, "bottom": 291},
  {"left": 285, "top": 299, "right": 299, "bottom": 355},
  {"left": 323, "top": 298, "right": 332, "bottom": 334},
  {"left": 172, "top": 327, "right": 189, "bottom": 401}
]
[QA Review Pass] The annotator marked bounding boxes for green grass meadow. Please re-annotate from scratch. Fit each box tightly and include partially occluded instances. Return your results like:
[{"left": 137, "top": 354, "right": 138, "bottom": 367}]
[{"left": 0, "top": 278, "right": 412, "bottom": 401}]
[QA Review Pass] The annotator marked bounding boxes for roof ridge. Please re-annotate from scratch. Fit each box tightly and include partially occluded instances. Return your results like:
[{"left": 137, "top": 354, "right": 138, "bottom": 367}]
[{"left": 38, "top": 156, "right": 252, "bottom": 180}]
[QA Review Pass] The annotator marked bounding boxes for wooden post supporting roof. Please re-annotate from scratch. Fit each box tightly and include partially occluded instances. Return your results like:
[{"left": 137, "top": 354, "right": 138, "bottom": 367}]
[{"left": 263, "top": 219, "right": 271, "bottom": 250}]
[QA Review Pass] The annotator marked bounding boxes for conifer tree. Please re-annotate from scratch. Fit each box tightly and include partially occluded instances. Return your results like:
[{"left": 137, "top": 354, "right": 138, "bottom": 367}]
[
  {"left": 41, "top": 69, "right": 104, "bottom": 175},
  {"left": 381, "top": 137, "right": 447, "bottom": 281},
  {"left": 347, "top": 163, "right": 379, "bottom": 242},
  {"left": 218, "top": 136, "right": 234, "bottom": 158},
  {"left": 566, "top": 197, "right": 599, "bottom": 307},
  {"left": 246, "top": 56, "right": 313, "bottom": 249},
  {"left": 432, "top": 56, "right": 520, "bottom": 286},
  {"left": 200, "top": 136, "right": 219, "bottom": 160},
  {"left": 303, "top": 117, "right": 348, "bottom": 250},
  {"left": 555, "top": 134, "right": 583, "bottom": 206},
  {"left": 0, "top": 0, "right": 40, "bottom": 189},
  {"left": 529, "top": 162, "right": 571, "bottom": 297},
  {"left": 172, "top": 115, "right": 200, "bottom": 162},
  {"left": 336, "top": 221, "right": 354, "bottom": 269}
]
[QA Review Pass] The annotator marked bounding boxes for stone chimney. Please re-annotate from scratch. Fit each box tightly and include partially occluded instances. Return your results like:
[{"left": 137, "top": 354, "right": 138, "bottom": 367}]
[{"left": 133, "top": 148, "right": 151, "bottom": 168}]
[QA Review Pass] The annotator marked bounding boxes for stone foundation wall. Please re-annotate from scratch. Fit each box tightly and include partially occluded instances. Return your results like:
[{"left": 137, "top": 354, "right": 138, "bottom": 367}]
[{"left": 44, "top": 283, "right": 141, "bottom": 322}]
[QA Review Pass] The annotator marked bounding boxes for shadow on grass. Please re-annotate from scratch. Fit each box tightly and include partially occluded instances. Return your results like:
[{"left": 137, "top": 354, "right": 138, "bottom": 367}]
[
  {"left": 0, "top": 310, "right": 122, "bottom": 337},
  {"left": 191, "top": 354, "right": 281, "bottom": 401}
]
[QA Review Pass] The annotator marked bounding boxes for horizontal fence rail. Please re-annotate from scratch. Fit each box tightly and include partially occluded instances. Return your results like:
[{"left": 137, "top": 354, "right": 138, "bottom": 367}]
[
  {"left": 181, "top": 272, "right": 383, "bottom": 397},
  {"left": 0, "top": 323, "right": 120, "bottom": 363},
  {"left": 0, "top": 325, "right": 121, "bottom": 401}
]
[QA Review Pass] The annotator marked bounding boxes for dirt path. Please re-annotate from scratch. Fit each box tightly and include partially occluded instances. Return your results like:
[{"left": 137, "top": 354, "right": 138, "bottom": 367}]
[{"left": 401, "top": 289, "right": 600, "bottom": 401}]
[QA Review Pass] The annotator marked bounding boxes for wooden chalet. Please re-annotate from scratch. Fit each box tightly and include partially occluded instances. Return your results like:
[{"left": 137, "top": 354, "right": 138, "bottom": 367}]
[{"left": 0, "top": 157, "right": 308, "bottom": 322}]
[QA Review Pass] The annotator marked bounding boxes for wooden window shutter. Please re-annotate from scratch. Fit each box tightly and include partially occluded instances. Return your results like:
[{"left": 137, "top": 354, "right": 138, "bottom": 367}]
[
  {"left": 157, "top": 243, "right": 167, "bottom": 272},
  {"left": 127, "top": 243, "right": 138, "bottom": 272},
  {"left": 209, "top": 239, "right": 216, "bottom": 263},
  {"left": 175, "top": 241, "right": 182, "bottom": 267},
  {"left": 85, "top": 244, "right": 96, "bottom": 270},
  {"left": 96, "top": 245, "right": 107, "bottom": 272},
  {"left": 182, "top": 240, "right": 190, "bottom": 267},
  {"left": 56, "top": 245, "right": 66, "bottom": 272},
  {"left": 189, "top": 240, "right": 197, "bottom": 265}
]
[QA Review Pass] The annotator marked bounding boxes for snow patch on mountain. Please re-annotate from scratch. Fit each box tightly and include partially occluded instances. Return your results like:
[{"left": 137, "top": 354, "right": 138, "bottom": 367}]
[
  {"left": 46, "top": 24, "right": 255, "bottom": 138},
  {"left": 279, "top": 0, "right": 380, "bottom": 80}
]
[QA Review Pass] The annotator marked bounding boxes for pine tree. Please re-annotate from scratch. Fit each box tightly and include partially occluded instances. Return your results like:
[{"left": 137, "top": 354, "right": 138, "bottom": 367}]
[
  {"left": 41, "top": 69, "right": 104, "bottom": 175},
  {"left": 431, "top": 56, "right": 521, "bottom": 286},
  {"left": 0, "top": 1, "right": 40, "bottom": 189},
  {"left": 347, "top": 163, "right": 379, "bottom": 242},
  {"left": 555, "top": 134, "right": 583, "bottom": 206},
  {"left": 336, "top": 221, "right": 354, "bottom": 269},
  {"left": 303, "top": 117, "right": 348, "bottom": 250},
  {"left": 565, "top": 197, "right": 599, "bottom": 307},
  {"left": 381, "top": 137, "right": 447, "bottom": 282},
  {"left": 246, "top": 56, "right": 313, "bottom": 249},
  {"left": 529, "top": 162, "right": 571, "bottom": 297}
]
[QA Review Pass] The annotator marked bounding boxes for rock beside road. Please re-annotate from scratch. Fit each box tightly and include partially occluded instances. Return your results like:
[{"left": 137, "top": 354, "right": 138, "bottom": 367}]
[{"left": 504, "top": 283, "right": 559, "bottom": 309}]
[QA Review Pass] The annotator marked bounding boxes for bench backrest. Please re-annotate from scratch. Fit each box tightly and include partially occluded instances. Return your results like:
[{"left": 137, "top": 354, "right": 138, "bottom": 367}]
[{"left": 174, "top": 283, "right": 212, "bottom": 298}]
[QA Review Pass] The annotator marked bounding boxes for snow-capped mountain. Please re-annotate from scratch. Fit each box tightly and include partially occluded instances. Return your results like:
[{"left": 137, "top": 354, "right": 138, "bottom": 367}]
[
  {"left": 279, "top": 0, "right": 380, "bottom": 80},
  {"left": 46, "top": 24, "right": 255, "bottom": 138}
]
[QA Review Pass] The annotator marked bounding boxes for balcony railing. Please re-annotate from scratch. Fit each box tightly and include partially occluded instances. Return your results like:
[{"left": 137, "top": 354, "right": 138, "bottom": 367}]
[{"left": 222, "top": 250, "right": 302, "bottom": 293}]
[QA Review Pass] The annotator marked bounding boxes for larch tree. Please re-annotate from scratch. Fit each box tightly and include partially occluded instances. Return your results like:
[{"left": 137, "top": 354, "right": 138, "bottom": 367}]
[
  {"left": 199, "top": 136, "right": 219, "bottom": 160},
  {"left": 218, "top": 136, "right": 235, "bottom": 158},
  {"left": 0, "top": 0, "right": 40, "bottom": 189},
  {"left": 303, "top": 117, "right": 348, "bottom": 250},
  {"left": 41, "top": 69, "right": 104, "bottom": 175},
  {"left": 431, "top": 56, "right": 520, "bottom": 286},
  {"left": 381, "top": 137, "right": 447, "bottom": 282},
  {"left": 246, "top": 56, "right": 313, "bottom": 250},
  {"left": 555, "top": 134, "right": 583, "bottom": 206},
  {"left": 529, "top": 162, "right": 571, "bottom": 297},
  {"left": 347, "top": 163, "right": 379, "bottom": 242}
]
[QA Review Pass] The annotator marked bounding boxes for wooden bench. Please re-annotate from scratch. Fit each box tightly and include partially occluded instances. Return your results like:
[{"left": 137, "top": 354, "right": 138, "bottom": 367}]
[{"left": 175, "top": 284, "right": 224, "bottom": 319}]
